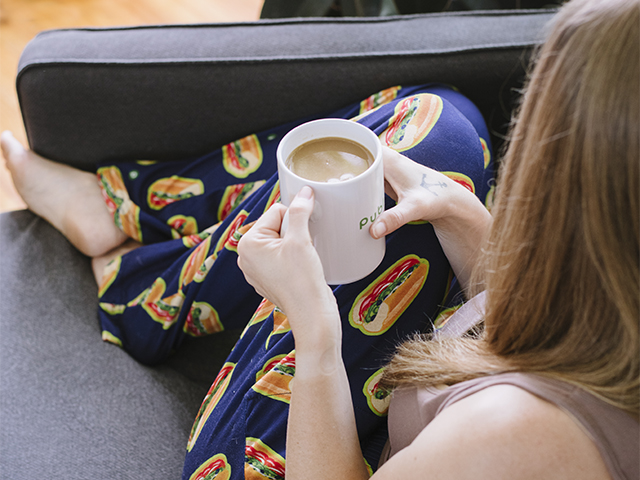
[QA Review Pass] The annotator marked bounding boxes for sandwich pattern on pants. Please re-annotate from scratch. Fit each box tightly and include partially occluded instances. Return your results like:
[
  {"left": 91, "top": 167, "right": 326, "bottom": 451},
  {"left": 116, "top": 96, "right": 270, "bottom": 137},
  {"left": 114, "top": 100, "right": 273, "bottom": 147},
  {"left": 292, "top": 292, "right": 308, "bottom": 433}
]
[{"left": 95, "top": 84, "right": 494, "bottom": 479}]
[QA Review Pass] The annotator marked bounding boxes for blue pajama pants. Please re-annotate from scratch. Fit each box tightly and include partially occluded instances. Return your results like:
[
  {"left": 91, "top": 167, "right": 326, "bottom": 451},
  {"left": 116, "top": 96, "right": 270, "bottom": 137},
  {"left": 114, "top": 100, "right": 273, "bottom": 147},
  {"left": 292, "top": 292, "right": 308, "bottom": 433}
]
[{"left": 95, "top": 84, "right": 494, "bottom": 479}]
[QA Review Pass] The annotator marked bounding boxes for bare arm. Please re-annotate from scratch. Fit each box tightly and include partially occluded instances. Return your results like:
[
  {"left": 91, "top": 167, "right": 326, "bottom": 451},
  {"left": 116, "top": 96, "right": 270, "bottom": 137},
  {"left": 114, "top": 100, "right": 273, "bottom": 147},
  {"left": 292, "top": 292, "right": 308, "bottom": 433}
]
[
  {"left": 286, "top": 333, "right": 370, "bottom": 480},
  {"left": 237, "top": 187, "right": 370, "bottom": 480}
]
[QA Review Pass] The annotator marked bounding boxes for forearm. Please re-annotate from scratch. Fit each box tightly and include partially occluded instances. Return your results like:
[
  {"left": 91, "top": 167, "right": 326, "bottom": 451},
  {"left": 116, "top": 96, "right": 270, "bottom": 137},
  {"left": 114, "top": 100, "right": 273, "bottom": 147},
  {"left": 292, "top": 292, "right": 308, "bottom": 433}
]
[
  {"left": 431, "top": 186, "right": 492, "bottom": 293},
  {"left": 286, "top": 321, "right": 370, "bottom": 480},
  {"left": 237, "top": 188, "right": 371, "bottom": 478}
]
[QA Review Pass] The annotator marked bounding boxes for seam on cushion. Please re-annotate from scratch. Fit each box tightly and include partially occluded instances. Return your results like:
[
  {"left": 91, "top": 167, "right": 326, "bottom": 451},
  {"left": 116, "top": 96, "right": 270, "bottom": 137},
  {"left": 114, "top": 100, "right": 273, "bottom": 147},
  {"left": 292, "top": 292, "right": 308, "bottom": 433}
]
[
  {"left": 29, "top": 9, "right": 557, "bottom": 36},
  {"left": 16, "top": 43, "right": 538, "bottom": 70}
]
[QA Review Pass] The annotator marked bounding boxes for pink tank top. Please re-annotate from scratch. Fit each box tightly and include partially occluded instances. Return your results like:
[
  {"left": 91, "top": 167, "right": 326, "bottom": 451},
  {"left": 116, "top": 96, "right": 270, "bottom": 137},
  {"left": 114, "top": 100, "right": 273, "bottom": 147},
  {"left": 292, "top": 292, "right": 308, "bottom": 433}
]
[{"left": 380, "top": 293, "right": 640, "bottom": 480}]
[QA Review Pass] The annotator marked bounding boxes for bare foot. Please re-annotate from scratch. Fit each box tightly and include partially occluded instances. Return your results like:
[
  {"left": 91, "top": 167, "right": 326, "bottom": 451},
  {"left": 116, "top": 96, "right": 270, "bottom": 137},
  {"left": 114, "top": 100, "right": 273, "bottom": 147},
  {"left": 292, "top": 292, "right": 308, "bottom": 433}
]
[{"left": 1, "top": 131, "right": 128, "bottom": 257}]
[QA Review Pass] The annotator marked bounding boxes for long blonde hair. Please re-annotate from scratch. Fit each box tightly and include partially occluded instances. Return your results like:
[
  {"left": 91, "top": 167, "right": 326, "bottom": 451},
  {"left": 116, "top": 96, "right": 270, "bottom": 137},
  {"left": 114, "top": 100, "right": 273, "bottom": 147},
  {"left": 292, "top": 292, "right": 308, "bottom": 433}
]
[{"left": 382, "top": 0, "right": 639, "bottom": 417}]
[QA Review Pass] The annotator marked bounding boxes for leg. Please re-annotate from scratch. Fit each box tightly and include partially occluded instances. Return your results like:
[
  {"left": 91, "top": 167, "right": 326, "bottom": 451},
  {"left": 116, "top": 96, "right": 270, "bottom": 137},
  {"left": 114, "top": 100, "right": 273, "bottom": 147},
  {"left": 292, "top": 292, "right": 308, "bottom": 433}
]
[
  {"left": 93, "top": 118, "right": 309, "bottom": 246},
  {"left": 91, "top": 239, "right": 142, "bottom": 286},
  {"left": 181, "top": 84, "right": 494, "bottom": 479},
  {"left": 90, "top": 84, "right": 493, "bottom": 475},
  {"left": 91, "top": 112, "right": 323, "bottom": 365},
  {"left": 1, "top": 131, "right": 128, "bottom": 257},
  {"left": 96, "top": 174, "right": 282, "bottom": 365}
]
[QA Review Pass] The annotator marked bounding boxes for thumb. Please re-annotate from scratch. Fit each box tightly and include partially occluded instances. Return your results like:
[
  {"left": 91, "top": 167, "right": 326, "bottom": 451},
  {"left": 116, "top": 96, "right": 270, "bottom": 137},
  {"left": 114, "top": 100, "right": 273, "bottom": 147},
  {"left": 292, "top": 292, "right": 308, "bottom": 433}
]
[
  {"left": 370, "top": 202, "right": 415, "bottom": 239},
  {"left": 285, "top": 186, "right": 315, "bottom": 238}
]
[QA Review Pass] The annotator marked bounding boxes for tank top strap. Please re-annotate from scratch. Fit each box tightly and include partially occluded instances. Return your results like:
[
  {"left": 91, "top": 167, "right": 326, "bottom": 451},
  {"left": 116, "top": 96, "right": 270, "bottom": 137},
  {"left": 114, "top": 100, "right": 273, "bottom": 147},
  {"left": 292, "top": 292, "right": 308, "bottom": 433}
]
[{"left": 433, "top": 290, "right": 486, "bottom": 339}]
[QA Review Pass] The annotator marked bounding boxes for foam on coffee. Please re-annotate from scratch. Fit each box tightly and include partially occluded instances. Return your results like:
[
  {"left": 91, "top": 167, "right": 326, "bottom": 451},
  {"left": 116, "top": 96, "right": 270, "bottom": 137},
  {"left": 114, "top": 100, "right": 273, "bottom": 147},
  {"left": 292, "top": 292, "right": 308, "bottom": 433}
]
[{"left": 286, "top": 137, "right": 373, "bottom": 183}]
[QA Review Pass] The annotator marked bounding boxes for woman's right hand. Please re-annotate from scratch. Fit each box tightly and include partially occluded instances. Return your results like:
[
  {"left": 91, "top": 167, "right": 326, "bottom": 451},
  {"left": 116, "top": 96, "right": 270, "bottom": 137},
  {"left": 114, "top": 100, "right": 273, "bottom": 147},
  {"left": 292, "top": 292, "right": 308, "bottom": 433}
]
[
  {"left": 237, "top": 186, "right": 341, "bottom": 352},
  {"left": 371, "top": 147, "right": 492, "bottom": 291}
]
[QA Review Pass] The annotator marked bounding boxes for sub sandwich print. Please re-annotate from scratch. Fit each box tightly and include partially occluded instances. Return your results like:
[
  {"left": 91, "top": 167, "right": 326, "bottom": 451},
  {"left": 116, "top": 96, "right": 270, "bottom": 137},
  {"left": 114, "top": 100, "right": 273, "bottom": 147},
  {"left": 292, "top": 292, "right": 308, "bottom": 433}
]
[
  {"left": 168, "top": 214, "right": 199, "bottom": 238},
  {"left": 239, "top": 300, "right": 290, "bottom": 347},
  {"left": 359, "top": 85, "right": 401, "bottom": 115},
  {"left": 263, "top": 181, "right": 281, "bottom": 213},
  {"left": 218, "top": 181, "right": 265, "bottom": 222},
  {"left": 97, "top": 166, "right": 143, "bottom": 242},
  {"left": 184, "top": 301, "right": 223, "bottom": 337},
  {"left": 240, "top": 298, "right": 277, "bottom": 339},
  {"left": 363, "top": 367, "right": 391, "bottom": 416},
  {"left": 349, "top": 254, "right": 430, "bottom": 335},
  {"left": 127, "top": 277, "right": 185, "bottom": 330},
  {"left": 187, "top": 362, "right": 236, "bottom": 452},
  {"left": 179, "top": 235, "right": 213, "bottom": 289},
  {"left": 214, "top": 210, "right": 254, "bottom": 255},
  {"left": 383, "top": 94, "right": 443, "bottom": 152},
  {"left": 189, "top": 453, "right": 231, "bottom": 480},
  {"left": 252, "top": 352, "right": 295, "bottom": 404},
  {"left": 147, "top": 176, "right": 204, "bottom": 210},
  {"left": 222, "top": 134, "right": 263, "bottom": 179},
  {"left": 98, "top": 256, "right": 122, "bottom": 298},
  {"left": 442, "top": 171, "right": 475, "bottom": 194},
  {"left": 480, "top": 137, "right": 491, "bottom": 169},
  {"left": 245, "top": 437, "right": 286, "bottom": 480}
]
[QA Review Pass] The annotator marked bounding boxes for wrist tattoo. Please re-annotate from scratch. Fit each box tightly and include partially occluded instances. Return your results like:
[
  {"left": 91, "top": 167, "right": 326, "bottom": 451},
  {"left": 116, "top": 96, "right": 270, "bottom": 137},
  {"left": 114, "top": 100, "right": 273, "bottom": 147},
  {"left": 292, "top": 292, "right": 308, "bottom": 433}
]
[{"left": 420, "top": 174, "right": 448, "bottom": 196}]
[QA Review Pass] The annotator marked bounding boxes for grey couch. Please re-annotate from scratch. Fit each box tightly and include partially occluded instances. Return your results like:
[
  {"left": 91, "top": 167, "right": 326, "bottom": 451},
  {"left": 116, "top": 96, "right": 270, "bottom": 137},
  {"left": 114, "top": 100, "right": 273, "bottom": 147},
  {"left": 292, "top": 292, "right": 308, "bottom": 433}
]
[{"left": 1, "top": 10, "right": 555, "bottom": 479}]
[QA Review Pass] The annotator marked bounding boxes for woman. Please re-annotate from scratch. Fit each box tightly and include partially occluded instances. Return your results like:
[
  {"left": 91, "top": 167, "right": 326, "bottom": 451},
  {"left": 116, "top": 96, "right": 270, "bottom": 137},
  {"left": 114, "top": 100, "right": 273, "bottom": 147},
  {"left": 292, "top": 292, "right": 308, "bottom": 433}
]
[
  {"left": 239, "top": 0, "right": 639, "bottom": 479},
  {"left": 2, "top": 84, "right": 494, "bottom": 476},
  {"left": 2, "top": 0, "right": 637, "bottom": 478}
]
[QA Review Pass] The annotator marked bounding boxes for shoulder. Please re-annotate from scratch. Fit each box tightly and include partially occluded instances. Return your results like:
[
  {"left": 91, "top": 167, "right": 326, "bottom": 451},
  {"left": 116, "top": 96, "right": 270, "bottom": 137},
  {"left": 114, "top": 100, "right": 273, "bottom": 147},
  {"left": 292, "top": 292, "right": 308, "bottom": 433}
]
[{"left": 375, "top": 384, "right": 612, "bottom": 480}]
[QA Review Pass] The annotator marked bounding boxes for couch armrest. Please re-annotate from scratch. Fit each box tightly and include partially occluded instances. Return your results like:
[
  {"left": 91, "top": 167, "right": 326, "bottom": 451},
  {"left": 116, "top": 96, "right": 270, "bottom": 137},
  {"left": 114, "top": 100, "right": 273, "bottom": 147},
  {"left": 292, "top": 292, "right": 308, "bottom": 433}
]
[{"left": 17, "top": 10, "right": 555, "bottom": 171}]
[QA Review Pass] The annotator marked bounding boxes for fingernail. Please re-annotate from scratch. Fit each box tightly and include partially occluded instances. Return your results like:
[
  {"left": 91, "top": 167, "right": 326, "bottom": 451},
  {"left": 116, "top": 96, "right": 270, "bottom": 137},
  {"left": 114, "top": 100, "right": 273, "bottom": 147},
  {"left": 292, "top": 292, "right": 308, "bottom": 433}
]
[
  {"left": 298, "top": 185, "right": 313, "bottom": 199},
  {"left": 372, "top": 221, "right": 386, "bottom": 238}
]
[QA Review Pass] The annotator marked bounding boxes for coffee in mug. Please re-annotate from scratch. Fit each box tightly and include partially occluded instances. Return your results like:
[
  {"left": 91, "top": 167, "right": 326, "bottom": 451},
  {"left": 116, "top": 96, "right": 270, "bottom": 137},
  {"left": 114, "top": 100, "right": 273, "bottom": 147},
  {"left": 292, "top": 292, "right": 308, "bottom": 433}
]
[
  {"left": 277, "top": 118, "right": 385, "bottom": 284},
  {"left": 285, "top": 137, "right": 374, "bottom": 183}
]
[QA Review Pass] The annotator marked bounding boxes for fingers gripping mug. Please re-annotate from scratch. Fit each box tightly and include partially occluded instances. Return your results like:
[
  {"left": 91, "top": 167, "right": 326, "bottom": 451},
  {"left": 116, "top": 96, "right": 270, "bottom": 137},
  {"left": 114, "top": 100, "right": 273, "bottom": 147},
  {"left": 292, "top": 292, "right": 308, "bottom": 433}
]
[{"left": 277, "top": 118, "right": 385, "bottom": 284}]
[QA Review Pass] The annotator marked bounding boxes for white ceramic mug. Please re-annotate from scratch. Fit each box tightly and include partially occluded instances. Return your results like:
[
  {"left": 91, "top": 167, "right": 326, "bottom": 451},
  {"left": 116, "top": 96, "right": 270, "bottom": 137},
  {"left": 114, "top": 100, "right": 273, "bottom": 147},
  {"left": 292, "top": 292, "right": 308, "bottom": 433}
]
[{"left": 277, "top": 118, "right": 385, "bottom": 284}]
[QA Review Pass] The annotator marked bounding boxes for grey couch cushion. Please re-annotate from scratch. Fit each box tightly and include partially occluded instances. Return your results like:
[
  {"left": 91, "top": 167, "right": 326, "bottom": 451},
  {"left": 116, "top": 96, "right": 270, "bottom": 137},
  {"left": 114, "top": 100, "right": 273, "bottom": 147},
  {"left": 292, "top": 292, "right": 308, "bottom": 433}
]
[
  {"left": 0, "top": 210, "right": 240, "bottom": 478},
  {"left": 17, "top": 10, "right": 556, "bottom": 171}
]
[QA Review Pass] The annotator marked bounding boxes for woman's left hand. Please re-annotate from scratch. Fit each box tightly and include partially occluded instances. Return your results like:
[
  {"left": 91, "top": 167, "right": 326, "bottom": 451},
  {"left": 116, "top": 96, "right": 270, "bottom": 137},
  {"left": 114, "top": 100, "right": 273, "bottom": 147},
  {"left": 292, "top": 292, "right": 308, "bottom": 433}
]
[
  {"left": 237, "top": 186, "right": 339, "bottom": 348},
  {"left": 371, "top": 147, "right": 492, "bottom": 291}
]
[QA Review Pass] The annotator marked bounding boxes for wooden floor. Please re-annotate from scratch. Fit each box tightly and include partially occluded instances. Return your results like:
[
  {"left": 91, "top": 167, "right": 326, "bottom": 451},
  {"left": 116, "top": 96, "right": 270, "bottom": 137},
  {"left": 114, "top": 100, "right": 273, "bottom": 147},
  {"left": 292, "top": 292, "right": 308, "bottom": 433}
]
[{"left": 0, "top": 0, "right": 263, "bottom": 212}]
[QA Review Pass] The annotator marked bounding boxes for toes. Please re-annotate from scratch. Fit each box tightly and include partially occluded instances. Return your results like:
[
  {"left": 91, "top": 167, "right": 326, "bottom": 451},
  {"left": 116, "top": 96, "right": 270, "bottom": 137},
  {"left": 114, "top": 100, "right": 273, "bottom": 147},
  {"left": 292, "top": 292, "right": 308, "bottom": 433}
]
[{"left": 1, "top": 131, "right": 26, "bottom": 165}]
